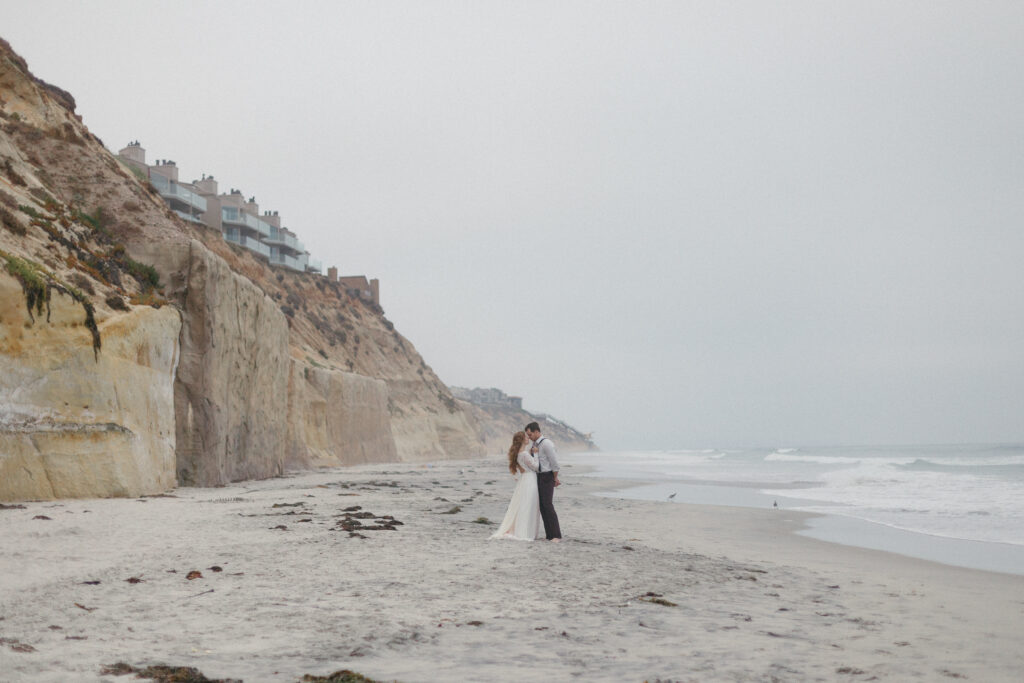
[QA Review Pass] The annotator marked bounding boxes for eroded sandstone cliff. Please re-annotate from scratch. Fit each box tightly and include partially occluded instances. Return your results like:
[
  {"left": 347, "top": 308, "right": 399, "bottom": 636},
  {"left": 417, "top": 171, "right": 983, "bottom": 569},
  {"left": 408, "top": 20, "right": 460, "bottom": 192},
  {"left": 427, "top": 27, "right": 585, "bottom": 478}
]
[
  {"left": 171, "top": 240, "right": 291, "bottom": 485},
  {"left": 0, "top": 36, "right": 485, "bottom": 500},
  {"left": 0, "top": 270, "right": 181, "bottom": 500},
  {"left": 0, "top": 37, "right": 591, "bottom": 501},
  {"left": 286, "top": 362, "right": 398, "bottom": 468}
]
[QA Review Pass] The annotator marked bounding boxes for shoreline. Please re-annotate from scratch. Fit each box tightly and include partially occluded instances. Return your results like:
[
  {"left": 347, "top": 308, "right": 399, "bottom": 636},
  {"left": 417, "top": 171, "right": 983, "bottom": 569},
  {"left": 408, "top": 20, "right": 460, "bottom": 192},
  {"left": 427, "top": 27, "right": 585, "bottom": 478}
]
[
  {"left": 564, "top": 455, "right": 1024, "bottom": 577},
  {"left": 562, "top": 462, "right": 1024, "bottom": 582},
  {"left": 1, "top": 457, "right": 1022, "bottom": 681},
  {"left": 565, "top": 450, "right": 1024, "bottom": 581}
]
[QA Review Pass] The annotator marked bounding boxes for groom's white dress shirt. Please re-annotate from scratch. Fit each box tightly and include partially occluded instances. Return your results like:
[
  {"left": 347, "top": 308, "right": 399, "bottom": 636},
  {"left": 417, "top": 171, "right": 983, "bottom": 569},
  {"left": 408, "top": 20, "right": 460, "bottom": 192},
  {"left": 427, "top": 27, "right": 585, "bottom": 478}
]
[{"left": 534, "top": 437, "right": 559, "bottom": 473}]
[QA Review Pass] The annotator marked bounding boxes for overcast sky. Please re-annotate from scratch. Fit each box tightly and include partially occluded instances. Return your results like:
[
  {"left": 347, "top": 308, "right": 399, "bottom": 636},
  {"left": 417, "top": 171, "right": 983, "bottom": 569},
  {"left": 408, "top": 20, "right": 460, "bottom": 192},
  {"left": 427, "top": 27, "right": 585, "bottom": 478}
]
[{"left": 4, "top": 1, "right": 1023, "bottom": 450}]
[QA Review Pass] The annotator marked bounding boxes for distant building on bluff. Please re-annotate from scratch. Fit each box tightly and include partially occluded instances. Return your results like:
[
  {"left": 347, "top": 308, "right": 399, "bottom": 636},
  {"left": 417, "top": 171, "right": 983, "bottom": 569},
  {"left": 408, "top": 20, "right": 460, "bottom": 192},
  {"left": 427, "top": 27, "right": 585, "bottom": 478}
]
[
  {"left": 116, "top": 141, "right": 381, "bottom": 305},
  {"left": 450, "top": 387, "right": 523, "bottom": 411}
]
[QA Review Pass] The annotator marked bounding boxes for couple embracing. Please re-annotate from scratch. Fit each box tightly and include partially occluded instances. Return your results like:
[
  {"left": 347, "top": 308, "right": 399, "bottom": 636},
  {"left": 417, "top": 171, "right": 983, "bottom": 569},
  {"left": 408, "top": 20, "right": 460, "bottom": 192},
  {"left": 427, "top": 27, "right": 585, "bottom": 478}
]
[{"left": 490, "top": 422, "right": 562, "bottom": 542}]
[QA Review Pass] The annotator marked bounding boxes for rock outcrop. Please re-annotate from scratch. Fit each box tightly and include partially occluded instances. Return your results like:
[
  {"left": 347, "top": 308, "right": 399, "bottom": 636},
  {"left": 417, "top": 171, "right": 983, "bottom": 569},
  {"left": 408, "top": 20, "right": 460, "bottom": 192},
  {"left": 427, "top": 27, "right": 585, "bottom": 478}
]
[
  {"left": 382, "top": 377, "right": 482, "bottom": 461},
  {"left": 170, "top": 240, "right": 291, "bottom": 486},
  {"left": 0, "top": 271, "right": 181, "bottom": 500},
  {"left": 286, "top": 361, "right": 398, "bottom": 468}
]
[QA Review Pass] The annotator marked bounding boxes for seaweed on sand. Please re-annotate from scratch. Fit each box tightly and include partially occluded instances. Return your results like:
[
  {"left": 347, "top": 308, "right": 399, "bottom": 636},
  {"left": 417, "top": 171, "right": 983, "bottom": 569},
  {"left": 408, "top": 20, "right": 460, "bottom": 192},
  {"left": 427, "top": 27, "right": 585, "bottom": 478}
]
[
  {"left": 99, "top": 662, "right": 240, "bottom": 682},
  {"left": 101, "top": 663, "right": 386, "bottom": 682},
  {"left": 638, "top": 592, "right": 678, "bottom": 607},
  {"left": 301, "top": 671, "right": 386, "bottom": 682},
  {"left": 333, "top": 510, "right": 404, "bottom": 534}
]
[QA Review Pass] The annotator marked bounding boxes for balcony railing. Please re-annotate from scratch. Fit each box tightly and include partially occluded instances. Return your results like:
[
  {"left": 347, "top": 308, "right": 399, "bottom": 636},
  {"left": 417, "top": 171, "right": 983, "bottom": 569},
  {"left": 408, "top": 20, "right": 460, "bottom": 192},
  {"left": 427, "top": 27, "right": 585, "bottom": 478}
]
[
  {"left": 254, "top": 216, "right": 272, "bottom": 238},
  {"left": 150, "top": 173, "right": 207, "bottom": 212},
  {"left": 269, "top": 250, "right": 309, "bottom": 272},
  {"left": 264, "top": 227, "right": 304, "bottom": 253},
  {"left": 221, "top": 207, "right": 271, "bottom": 238},
  {"left": 173, "top": 209, "right": 203, "bottom": 224},
  {"left": 224, "top": 229, "right": 270, "bottom": 259},
  {"left": 306, "top": 258, "right": 322, "bottom": 274}
]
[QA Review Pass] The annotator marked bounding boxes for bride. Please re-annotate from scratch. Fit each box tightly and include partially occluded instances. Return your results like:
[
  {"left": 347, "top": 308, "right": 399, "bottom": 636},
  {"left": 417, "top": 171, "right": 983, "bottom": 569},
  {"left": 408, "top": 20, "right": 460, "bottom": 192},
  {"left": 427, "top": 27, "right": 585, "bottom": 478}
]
[{"left": 490, "top": 431, "right": 544, "bottom": 541}]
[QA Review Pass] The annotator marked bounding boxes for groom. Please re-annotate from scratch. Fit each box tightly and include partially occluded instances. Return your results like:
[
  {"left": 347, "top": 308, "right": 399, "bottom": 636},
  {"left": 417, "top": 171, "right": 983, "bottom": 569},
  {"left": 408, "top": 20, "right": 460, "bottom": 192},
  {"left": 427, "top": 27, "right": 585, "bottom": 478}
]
[{"left": 526, "top": 421, "right": 562, "bottom": 542}]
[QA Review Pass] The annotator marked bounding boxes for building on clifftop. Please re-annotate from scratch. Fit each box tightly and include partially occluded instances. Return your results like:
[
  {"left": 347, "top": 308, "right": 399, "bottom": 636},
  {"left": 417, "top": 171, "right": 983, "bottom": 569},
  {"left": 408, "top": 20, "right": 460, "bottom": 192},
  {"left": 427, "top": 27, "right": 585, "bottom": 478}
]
[
  {"left": 334, "top": 275, "right": 380, "bottom": 306},
  {"left": 116, "top": 141, "right": 321, "bottom": 274},
  {"left": 450, "top": 387, "right": 523, "bottom": 411}
]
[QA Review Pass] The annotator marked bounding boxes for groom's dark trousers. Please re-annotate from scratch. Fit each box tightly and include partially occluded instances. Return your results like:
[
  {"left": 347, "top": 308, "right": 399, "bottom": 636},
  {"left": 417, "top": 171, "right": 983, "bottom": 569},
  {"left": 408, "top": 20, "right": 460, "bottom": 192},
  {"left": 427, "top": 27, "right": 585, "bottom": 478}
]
[{"left": 536, "top": 471, "right": 562, "bottom": 540}]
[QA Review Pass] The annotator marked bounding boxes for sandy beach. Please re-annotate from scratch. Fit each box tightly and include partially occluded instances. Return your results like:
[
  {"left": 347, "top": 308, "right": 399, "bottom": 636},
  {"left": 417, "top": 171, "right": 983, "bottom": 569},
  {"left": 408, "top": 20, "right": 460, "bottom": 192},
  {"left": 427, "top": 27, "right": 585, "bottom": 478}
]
[{"left": 2, "top": 458, "right": 1022, "bottom": 682}]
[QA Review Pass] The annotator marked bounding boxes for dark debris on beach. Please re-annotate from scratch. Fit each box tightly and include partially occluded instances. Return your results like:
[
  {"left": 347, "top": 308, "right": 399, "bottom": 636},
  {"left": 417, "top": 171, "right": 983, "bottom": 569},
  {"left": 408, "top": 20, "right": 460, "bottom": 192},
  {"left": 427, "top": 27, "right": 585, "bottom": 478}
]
[
  {"left": 638, "top": 592, "right": 678, "bottom": 607},
  {"left": 100, "top": 662, "right": 387, "bottom": 683},
  {"left": 332, "top": 506, "right": 404, "bottom": 536},
  {"left": 301, "top": 670, "right": 387, "bottom": 682},
  {"left": 1, "top": 636, "right": 37, "bottom": 653},
  {"left": 100, "top": 662, "right": 241, "bottom": 682}
]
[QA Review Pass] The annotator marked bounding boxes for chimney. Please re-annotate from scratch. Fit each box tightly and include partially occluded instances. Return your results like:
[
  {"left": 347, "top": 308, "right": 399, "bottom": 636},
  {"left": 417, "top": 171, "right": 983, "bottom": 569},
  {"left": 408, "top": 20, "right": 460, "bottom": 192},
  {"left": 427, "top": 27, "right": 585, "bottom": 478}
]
[
  {"left": 327, "top": 266, "right": 338, "bottom": 282},
  {"left": 150, "top": 159, "right": 178, "bottom": 182},
  {"left": 118, "top": 142, "right": 146, "bottom": 164},
  {"left": 194, "top": 176, "right": 218, "bottom": 196}
]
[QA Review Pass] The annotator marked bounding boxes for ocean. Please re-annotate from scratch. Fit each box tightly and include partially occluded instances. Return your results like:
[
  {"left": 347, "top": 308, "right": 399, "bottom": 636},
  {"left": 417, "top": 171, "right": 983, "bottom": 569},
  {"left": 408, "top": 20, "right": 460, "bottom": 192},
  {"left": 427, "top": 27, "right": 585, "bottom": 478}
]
[{"left": 561, "top": 443, "right": 1024, "bottom": 575}]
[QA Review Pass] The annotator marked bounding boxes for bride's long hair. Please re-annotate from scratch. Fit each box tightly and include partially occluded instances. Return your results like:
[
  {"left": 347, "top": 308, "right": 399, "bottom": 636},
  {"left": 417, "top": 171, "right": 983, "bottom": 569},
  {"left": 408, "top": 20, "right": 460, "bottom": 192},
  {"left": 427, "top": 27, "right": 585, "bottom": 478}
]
[{"left": 507, "top": 431, "right": 526, "bottom": 474}]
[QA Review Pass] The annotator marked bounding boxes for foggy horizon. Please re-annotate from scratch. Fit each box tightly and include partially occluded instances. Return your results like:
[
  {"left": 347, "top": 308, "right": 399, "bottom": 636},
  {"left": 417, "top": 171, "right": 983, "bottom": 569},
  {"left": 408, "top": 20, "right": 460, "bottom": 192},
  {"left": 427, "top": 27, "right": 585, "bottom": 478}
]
[{"left": 4, "top": 2, "right": 1023, "bottom": 451}]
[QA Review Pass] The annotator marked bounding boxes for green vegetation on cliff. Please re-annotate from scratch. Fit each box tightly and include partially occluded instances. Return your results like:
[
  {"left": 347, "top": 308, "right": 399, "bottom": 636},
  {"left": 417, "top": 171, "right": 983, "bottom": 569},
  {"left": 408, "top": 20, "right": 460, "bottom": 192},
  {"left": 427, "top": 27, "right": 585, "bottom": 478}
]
[{"left": 1, "top": 249, "right": 100, "bottom": 358}]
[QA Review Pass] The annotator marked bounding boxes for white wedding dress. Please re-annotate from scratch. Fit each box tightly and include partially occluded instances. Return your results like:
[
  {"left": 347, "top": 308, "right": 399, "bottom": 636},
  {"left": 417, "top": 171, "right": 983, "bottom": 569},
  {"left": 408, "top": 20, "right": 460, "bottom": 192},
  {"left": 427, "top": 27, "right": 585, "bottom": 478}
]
[{"left": 490, "top": 450, "right": 544, "bottom": 541}]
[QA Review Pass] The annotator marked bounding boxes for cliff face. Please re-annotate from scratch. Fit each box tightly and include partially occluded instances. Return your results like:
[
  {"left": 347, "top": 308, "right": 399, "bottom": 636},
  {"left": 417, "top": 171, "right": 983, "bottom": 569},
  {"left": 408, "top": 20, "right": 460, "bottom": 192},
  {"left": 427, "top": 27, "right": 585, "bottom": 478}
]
[
  {"left": 0, "top": 271, "right": 181, "bottom": 500},
  {"left": 0, "top": 39, "right": 188, "bottom": 500},
  {"left": 242, "top": 270, "right": 483, "bottom": 463},
  {"left": 0, "top": 37, "right": 490, "bottom": 501},
  {"left": 0, "top": 39, "right": 596, "bottom": 501},
  {"left": 170, "top": 240, "right": 291, "bottom": 485},
  {"left": 286, "top": 362, "right": 398, "bottom": 468}
]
